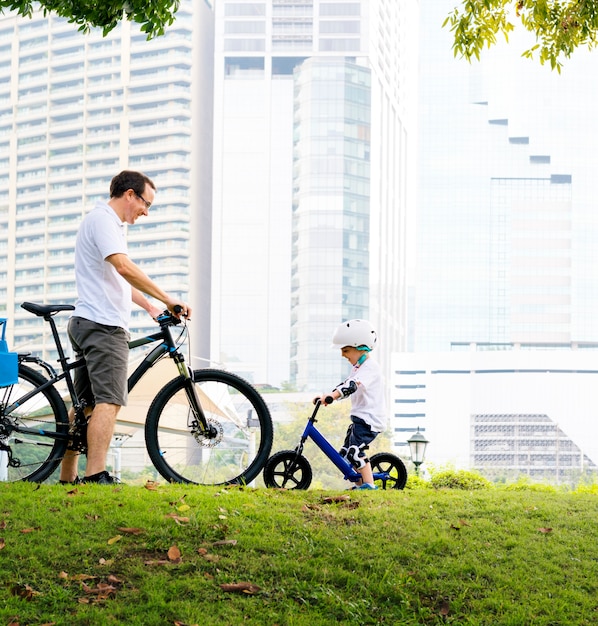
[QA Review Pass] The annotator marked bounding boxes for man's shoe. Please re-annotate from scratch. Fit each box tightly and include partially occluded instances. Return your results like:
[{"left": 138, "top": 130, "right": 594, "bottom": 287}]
[
  {"left": 82, "top": 471, "right": 121, "bottom": 485},
  {"left": 58, "top": 476, "right": 81, "bottom": 485},
  {"left": 354, "top": 483, "right": 378, "bottom": 490}
]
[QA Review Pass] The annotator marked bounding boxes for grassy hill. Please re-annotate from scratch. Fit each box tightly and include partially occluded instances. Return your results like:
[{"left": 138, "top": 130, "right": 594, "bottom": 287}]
[{"left": 1, "top": 479, "right": 597, "bottom": 625}]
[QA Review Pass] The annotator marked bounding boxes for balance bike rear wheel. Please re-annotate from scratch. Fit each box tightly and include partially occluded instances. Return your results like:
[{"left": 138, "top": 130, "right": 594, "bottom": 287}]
[
  {"left": 370, "top": 452, "right": 408, "bottom": 490},
  {"left": 263, "top": 450, "right": 312, "bottom": 490}
]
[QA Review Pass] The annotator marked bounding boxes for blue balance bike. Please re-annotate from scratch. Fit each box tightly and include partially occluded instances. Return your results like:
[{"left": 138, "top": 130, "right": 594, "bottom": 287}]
[{"left": 263, "top": 397, "right": 407, "bottom": 490}]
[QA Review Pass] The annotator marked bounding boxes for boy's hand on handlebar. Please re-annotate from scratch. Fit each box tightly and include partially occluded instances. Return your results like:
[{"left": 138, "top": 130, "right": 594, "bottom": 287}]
[{"left": 313, "top": 394, "right": 335, "bottom": 406}]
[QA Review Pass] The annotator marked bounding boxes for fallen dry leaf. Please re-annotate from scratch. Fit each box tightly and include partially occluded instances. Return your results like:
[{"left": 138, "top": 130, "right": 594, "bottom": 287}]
[
  {"left": 219, "top": 582, "right": 261, "bottom": 595},
  {"left": 107, "top": 535, "right": 122, "bottom": 545},
  {"left": 168, "top": 545, "right": 182, "bottom": 563},
  {"left": 165, "top": 513, "right": 190, "bottom": 524},
  {"left": 20, "top": 527, "right": 40, "bottom": 534},
  {"left": 321, "top": 495, "right": 351, "bottom": 504},
  {"left": 117, "top": 527, "right": 145, "bottom": 535},
  {"left": 439, "top": 599, "right": 450, "bottom": 616},
  {"left": 145, "top": 480, "right": 160, "bottom": 490},
  {"left": 197, "top": 548, "right": 220, "bottom": 563},
  {"left": 212, "top": 539, "right": 237, "bottom": 547},
  {"left": 11, "top": 583, "right": 41, "bottom": 600},
  {"left": 538, "top": 527, "right": 553, "bottom": 534},
  {"left": 79, "top": 581, "right": 118, "bottom": 603},
  {"left": 0, "top": 538, "right": 5, "bottom": 550}
]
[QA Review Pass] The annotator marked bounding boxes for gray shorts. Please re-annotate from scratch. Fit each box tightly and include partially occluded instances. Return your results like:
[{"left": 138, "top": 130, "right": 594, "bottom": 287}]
[{"left": 68, "top": 316, "right": 130, "bottom": 407}]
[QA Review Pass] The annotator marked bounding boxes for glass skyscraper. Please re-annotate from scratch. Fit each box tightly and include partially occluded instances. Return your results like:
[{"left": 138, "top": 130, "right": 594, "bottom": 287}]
[
  {"left": 392, "top": 1, "right": 598, "bottom": 477},
  {"left": 212, "top": 0, "right": 417, "bottom": 390},
  {"left": 415, "top": 0, "right": 598, "bottom": 352}
]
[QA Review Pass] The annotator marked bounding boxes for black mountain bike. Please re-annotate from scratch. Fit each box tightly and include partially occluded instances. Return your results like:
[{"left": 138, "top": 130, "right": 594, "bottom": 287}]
[{"left": 0, "top": 302, "right": 273, "bottom": 485}]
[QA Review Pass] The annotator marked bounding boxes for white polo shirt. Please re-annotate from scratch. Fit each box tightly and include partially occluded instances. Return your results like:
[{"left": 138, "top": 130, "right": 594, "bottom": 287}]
[{"left": 72, "top": 200, "right": 132, "bottom": 330}]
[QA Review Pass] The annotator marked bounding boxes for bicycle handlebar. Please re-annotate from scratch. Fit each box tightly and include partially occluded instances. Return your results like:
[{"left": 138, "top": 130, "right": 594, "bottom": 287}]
[
  {"left": 156, "top": 308, "right": 184, "bottom": 328},
  {"left": 312, "top": 396, "right": 335, "bottom": 406}
]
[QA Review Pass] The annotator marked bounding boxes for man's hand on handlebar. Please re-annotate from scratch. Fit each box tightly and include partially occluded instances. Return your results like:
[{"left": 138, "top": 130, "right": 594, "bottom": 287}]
[{"left": 168, "top": 301, "right": 192, "bottom": 321}]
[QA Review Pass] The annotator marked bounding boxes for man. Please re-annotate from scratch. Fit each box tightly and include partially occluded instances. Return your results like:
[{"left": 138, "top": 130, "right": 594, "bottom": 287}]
[{"left": 59, "top": 170, "right": 191, "bottom": 485}]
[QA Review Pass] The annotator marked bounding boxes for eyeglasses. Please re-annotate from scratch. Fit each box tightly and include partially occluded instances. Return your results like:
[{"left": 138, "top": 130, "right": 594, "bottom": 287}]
[{"left": 135, "top": 192, "right": 151, "bottom": 209}]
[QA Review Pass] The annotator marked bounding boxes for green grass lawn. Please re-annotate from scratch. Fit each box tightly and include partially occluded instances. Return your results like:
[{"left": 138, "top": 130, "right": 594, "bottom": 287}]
[{"left": 0, "top": 480, "right": 597, "bottom": 625}]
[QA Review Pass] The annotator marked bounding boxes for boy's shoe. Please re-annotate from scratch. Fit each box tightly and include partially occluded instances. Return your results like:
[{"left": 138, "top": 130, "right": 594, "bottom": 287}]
[
  {"left": 354, "top": 483, "right": 378, "bottom": 490},
  {"left": 82, "top": 471, "right": 121, "bottom": 485},
  {"left": 58, "top": 476, "right": 81, "bottom": 485}
]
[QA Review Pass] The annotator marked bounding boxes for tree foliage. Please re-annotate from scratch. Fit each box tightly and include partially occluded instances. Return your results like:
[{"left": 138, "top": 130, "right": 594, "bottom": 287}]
[
  {"left": 445, "top": 0, "right": 598, "bottom": 71},
  {"left": 1, "top": 0, "right": 180, "bottom": 38}
]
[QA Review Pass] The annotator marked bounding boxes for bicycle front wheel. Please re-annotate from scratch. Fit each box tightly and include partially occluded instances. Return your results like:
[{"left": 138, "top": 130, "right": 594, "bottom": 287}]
[
  {"left": 0, "top": 364, "right": 69, "bottom": 482},
  {"left": 145, "top": 369, "right": 273, "bottom": 485}
]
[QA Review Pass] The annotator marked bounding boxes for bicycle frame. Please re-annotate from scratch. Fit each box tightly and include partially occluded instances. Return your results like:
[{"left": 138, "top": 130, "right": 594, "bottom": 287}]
[
  {"left": 297, "top": 402, "right": 388, "bottom": 484},
  {"left": 5, "top": 305, "right": 209, "bottom": 446}
]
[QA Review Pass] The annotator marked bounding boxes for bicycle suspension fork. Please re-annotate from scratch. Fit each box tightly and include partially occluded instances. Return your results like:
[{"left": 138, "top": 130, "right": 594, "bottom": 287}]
[{"left": 171, "top": 352, "right": 216, "bottom": 439}]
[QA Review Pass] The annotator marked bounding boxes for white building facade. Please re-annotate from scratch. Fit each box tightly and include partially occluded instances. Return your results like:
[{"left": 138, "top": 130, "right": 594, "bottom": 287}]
[{"left": 392, "top": 350, "right": 598, "bottom": 483}]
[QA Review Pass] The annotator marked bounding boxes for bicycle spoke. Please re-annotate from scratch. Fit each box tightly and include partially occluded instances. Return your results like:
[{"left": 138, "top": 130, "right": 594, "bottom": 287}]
[
  {"left": 0, "top": 365, "right": 69, "bottom": 482},
  {"left": 145, "top": 370, "right": 272, "bottom": 485}
]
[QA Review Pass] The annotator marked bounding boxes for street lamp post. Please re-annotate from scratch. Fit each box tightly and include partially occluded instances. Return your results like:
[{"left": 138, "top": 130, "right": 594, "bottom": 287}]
[{"left": 407, "top": 428, "right": 429, "bottom": 476}]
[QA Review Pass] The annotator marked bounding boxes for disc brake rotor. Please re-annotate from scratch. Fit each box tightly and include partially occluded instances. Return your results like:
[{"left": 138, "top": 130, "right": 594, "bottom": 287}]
[{"left": 193, "top": 417, "right": 224, "bottom": 448}]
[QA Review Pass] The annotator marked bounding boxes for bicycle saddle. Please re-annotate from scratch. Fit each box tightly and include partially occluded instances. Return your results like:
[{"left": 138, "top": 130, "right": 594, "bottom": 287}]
[{"left": 21, "top": 302, "right": 76, "bottom": 317}]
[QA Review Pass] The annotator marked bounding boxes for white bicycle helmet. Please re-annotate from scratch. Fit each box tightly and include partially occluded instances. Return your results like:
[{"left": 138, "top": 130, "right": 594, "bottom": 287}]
[{"left": 331, "top": 319, "right": 377, "bottom": 350}]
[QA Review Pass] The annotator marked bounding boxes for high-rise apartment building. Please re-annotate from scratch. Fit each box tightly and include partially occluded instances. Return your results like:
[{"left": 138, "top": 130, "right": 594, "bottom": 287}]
[
  {"left": 0, "top": 2, "right": 214, "bottom": 362},
  {"left": 212, "top": 0, "right": 418, "bottom": 390}
]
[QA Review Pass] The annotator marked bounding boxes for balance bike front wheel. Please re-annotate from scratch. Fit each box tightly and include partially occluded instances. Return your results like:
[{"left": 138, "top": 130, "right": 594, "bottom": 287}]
[
  {"left": 370, "top": 452, "right": 408, "bottom": 490},
  {"left": 263, "top": 450, "right": 312, "bottom": 490}
]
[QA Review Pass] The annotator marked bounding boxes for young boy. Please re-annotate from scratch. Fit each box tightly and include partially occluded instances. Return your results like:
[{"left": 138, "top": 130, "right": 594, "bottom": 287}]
[{"left": 315, "top": 319, "right": 386, "bottom": 490}]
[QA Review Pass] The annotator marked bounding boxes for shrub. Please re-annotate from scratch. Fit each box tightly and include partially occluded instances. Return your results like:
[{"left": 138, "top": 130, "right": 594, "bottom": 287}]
[
  {"left": 428, "top": 468, "right": 491, "bottom": 490},
  {"left": 502, "top": 477, "right": 558, "bottom": 493}
]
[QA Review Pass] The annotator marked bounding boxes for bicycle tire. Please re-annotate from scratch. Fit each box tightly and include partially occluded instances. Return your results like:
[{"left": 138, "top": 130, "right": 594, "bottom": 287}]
[
  {"left": 370, "top": 452, "right": 408, "bottom": 490},
  {"left": 263, "top": 450, "right": 312, "bottom": 490},
  {"left": 0, "top": 364, "right": 70, "bottom": 482},
  {"left": 145, "top": 369, "right": 273, "bottom": 485}
]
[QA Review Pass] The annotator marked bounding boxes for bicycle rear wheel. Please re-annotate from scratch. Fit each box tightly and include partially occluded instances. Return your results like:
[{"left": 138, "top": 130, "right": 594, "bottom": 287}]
[
  {"left": 145, "top": 369, "right": 273, "bottom": 485},
  {"left": 0, "top": 364, "right": 69, "bottom": 482},
  {"left": 370, "top": 452, "right": 408, "bottom": 490}
]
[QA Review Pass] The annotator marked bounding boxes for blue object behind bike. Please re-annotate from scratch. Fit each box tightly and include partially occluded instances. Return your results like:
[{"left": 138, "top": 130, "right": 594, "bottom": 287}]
[{"left": 0, "top": 318, "right": 18, "bottom": 387}]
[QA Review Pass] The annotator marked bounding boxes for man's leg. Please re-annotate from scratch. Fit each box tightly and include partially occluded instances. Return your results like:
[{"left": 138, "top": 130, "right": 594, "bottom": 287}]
[
  {"left": 84, "top": 402, "right": 120, "bottom": 477},
  {"left": 59, "top": 408, "right": 80, "bottom": 482}
]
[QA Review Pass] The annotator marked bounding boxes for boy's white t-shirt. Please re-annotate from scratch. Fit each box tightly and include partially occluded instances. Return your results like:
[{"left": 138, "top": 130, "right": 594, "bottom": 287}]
[
  {"left": 73, "top": 201, "right": 132, "bottom": 330},
  {"left": 334, "top": 357, "right": 387, "bottom": 433}
]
